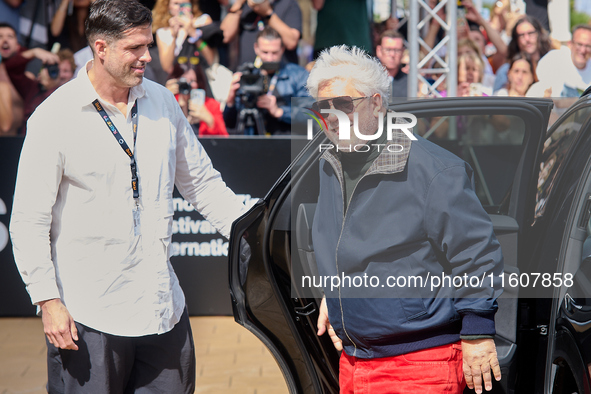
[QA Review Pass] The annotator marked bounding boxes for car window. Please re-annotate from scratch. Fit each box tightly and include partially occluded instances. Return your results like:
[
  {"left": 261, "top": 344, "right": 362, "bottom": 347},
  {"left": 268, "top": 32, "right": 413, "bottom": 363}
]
[
  {"left": 535, "top": 105, "right": 591, "bottom": 219},
  {"left": 416, "top": 113, "right": 526, "bottom": 214}
]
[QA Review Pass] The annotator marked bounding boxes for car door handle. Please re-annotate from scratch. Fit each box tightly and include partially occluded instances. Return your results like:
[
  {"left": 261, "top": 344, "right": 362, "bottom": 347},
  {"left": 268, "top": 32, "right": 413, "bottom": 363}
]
[
  {"left": 295, "top": 303, "right": 316, "bottom": 316},
  {"left": 565, "top": 293, "right": 583, "bottom": 311},
  {"left": 564, "top": 293, "right": 591, "bottom": 314}
]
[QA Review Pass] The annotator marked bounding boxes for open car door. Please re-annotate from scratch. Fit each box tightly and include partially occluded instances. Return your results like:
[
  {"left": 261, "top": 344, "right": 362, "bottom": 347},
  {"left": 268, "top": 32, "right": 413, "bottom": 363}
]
[{"left": 228, "top": 97, "right": 553, "bottom": 393}]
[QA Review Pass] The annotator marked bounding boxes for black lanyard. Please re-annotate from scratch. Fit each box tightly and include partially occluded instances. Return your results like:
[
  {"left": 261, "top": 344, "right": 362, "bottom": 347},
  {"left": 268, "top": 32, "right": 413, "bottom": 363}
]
[{"left": 92, "top": 99, "right": 139, "bottom": 199}]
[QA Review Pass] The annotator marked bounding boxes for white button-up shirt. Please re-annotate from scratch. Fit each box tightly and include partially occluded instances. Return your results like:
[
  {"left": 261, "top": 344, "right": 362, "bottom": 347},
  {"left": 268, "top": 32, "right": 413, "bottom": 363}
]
[{"left": 10, "top": 63, "right": 246, "bottom": 336}]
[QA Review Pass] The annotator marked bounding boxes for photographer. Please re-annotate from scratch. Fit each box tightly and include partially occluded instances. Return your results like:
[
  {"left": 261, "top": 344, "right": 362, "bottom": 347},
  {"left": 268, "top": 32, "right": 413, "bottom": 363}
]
[
  {"left": 22, "top": 49, "right": 76, "bottom": 127},
  {"left": 223, "top": 27, "right": 308, "bottom": 135}
]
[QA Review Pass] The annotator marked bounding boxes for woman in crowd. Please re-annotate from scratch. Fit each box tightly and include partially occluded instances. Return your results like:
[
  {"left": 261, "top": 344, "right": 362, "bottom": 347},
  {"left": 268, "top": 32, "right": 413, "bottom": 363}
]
[
  {"left": 494, "top": 53, "right": 537, "bottom": 97},
  {"left": 165, "top": 60, "right": 227, "bottom": 136},
  {"left": 418, "top": 51, "right": 486, "bottom": 98},
  {"left": 423, "top": 51, "right": 495, "bottom": 142},
  {"left": 494, "top": 15, "right": 552, "bottom": 92},
  {"left": 458, "top": 36, "right": 496, "bottom": 89},
  {"left": 458, "top": 51, "right": 489, "bottom": 96},
  {"left": 152, "top": 0, "right": 214, "bottom": 74},
  {"left": 431, "top": 52, "right": 487, "bottom": 97}
]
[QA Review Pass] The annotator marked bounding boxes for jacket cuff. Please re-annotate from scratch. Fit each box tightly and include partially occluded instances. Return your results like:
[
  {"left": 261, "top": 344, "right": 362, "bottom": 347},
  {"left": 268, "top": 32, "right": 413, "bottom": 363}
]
[
  {"left": 460, "top": 311, "right": 496, "bottom": 336},
  {"left": 460, "top": 335, "right": 495, "bottom": 340}
]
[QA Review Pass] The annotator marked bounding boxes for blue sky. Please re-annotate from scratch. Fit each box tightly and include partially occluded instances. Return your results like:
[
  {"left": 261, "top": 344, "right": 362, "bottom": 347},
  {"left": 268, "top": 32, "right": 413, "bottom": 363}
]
[{"left": 575, "top": 0, "right": 591, "bottom": 15}]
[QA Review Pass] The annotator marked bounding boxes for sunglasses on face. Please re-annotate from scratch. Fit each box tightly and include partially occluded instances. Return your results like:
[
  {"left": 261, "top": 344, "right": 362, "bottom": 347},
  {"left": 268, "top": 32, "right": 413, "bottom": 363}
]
[{"left": 311, "top": 96, "right": 369, "bottom": 115}]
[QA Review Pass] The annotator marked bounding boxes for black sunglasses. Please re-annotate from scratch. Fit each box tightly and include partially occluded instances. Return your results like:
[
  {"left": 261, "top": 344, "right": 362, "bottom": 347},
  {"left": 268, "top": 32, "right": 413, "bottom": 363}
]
[{"left": 311, "top": 96, "right": 369, "bottom": 115}]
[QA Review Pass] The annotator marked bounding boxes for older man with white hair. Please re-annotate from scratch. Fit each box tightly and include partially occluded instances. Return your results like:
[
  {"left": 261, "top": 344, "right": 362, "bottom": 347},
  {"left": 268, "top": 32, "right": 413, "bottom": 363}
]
[{"left": 308, "top": 45, "right": 504, "bottom": 394}]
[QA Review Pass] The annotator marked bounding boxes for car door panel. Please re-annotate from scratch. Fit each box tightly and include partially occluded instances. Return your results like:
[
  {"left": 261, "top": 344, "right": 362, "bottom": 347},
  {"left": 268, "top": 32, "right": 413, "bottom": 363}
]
[{"left": 529, "top": 100, "right": 591, "bottom": 393}]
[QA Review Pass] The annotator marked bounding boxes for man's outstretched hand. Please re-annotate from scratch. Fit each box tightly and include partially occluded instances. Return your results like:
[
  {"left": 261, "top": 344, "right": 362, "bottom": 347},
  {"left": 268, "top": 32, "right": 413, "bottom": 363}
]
[{"left": 462, "top": 338, "right": 501, "bottom": 393}]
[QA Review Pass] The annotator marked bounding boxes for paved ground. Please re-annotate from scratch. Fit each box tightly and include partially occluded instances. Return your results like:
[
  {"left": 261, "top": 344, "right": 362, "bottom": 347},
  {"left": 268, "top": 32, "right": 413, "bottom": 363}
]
[{"left": 0, "top": 316, "right": 288, "bottom": 394}]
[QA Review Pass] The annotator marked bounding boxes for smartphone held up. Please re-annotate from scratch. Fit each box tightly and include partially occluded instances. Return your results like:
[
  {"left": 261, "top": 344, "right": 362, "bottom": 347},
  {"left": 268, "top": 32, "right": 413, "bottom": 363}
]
[{"left": 190, "top": 89, "right": 205, "bottom": 108}]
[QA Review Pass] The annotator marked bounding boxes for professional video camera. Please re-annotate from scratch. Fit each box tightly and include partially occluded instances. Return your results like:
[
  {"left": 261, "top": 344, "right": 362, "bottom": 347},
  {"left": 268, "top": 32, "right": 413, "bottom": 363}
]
[
  {"left": 234, "top": 61, "right": 280, "bottom": 134},
  {"left": 236, "top": 62, "right": 267, "bottom": 108},
  {"left": 236, "top": 61, "right": 281, "bottom": 107}
]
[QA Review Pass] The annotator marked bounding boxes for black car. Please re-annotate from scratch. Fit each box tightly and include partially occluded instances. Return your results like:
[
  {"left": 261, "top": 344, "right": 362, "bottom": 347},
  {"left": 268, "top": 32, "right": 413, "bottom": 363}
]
[{"left": 227, "top": 94, "right": 591, "bottom": 394}]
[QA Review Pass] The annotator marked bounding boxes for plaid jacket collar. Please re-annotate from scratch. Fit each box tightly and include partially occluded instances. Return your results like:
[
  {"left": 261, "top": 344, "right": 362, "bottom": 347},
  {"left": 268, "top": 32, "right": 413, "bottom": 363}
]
[{"left": 320, "top": 129, "right": 413, "bottom": 187}]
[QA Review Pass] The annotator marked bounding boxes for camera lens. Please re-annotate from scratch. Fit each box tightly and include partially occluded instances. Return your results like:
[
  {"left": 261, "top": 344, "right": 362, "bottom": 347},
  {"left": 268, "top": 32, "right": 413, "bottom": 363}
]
[{"left": 178, "top": 78, "right": 191, "bottom": 95}]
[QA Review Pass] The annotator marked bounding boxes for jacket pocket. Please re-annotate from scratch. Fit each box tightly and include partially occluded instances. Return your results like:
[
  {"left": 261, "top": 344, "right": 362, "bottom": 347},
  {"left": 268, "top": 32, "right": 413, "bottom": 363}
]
[{"left": 399, "top": 298, "right": 427, "bottom": 321}]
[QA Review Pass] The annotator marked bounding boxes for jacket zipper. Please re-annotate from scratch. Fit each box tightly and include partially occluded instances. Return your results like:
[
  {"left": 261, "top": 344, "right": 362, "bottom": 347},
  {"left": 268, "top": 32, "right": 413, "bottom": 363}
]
[{"left": 329, "top": 159, "right": 371, "bottom": 357}]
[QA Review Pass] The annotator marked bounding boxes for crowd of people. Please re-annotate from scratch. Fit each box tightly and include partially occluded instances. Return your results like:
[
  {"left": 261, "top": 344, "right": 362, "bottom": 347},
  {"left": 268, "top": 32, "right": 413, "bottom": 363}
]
[{"left": 1, "top": 0, "right": 590, "bottom": 137}]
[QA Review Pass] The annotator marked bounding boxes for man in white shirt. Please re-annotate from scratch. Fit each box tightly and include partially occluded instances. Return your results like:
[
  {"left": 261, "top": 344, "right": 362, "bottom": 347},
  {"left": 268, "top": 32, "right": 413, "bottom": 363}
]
[
  {"left": 9, "top": 0, "right": 245, "bottom": 392},
  {"left": 528, "top": 24, "right": 591, "bottom": 97}
]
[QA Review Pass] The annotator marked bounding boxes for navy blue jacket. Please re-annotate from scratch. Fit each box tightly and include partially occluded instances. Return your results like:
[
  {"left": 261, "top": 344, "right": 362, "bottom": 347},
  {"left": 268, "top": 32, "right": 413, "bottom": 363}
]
[{"left": 311, "top": 131, "right": 504, "bottom": 359}]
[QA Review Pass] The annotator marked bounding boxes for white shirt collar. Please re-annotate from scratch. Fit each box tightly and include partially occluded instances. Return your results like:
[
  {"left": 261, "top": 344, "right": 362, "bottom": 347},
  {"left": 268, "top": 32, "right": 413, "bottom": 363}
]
[{"left": 77, "top": 60, "right": 147, "bottom": 111}]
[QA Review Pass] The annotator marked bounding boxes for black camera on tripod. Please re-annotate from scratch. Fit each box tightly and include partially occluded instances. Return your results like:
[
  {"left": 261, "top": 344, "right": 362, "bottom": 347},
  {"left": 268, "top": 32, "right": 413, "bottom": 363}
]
[
  {"left": 234, "top": 61, "right": 281, "bottom": 135},
  {"left": 236, "top": 61, "right": 281, "bottom": 106},
  {"left": 236, "top": 63, "right": 268, "bottom": 108}
]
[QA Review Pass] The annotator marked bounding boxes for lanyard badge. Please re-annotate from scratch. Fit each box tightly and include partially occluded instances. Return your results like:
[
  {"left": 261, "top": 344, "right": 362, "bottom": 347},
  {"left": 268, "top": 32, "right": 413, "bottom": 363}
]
[{"left": 93, "top": 99, "right": 141, "bottom": 235}]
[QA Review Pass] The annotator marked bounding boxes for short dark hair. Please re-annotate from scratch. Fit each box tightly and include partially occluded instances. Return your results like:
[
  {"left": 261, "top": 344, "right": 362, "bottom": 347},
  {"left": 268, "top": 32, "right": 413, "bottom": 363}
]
[
  {"left": 85, "top": 0, "right": 152, "bottom": 48},
  {"left": 468, "top": 21, "right": 483, "bottom": 35},
  {"left": 379, "top": 30, "right": 405, "bottom": 46},
  {"left": 0, "top": 22, "right": 17, "bottom": 36},
  {"left": 255, "top": 26, "right": 283, "bottom": 46},
  {"left": 572, "top": 24, "right": 591, "bottom": 39}
]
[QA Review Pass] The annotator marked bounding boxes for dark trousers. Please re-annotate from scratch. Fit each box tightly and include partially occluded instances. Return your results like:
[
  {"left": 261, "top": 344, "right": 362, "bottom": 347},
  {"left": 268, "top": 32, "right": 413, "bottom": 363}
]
[{"left": 47, "top": 309, "right": 195, "bottom": 394}]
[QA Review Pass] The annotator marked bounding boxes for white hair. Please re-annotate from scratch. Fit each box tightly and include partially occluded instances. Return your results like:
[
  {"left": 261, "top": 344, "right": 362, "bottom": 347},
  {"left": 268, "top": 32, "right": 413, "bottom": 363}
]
[{"left": 306, "top": 45, "right": 390, "bottom": 108}]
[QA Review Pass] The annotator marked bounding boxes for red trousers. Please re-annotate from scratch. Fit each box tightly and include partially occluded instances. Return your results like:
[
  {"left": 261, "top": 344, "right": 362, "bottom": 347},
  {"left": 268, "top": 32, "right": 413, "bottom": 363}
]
[{"left": 339, "top": 342, "right": 466, "bottom": 394}]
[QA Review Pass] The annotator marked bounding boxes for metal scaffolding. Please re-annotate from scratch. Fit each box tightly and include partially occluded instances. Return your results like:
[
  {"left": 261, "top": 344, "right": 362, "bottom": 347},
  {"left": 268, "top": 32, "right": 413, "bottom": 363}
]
[{"left": 406, "top": 0, "right": 458, "bottom": 97}]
